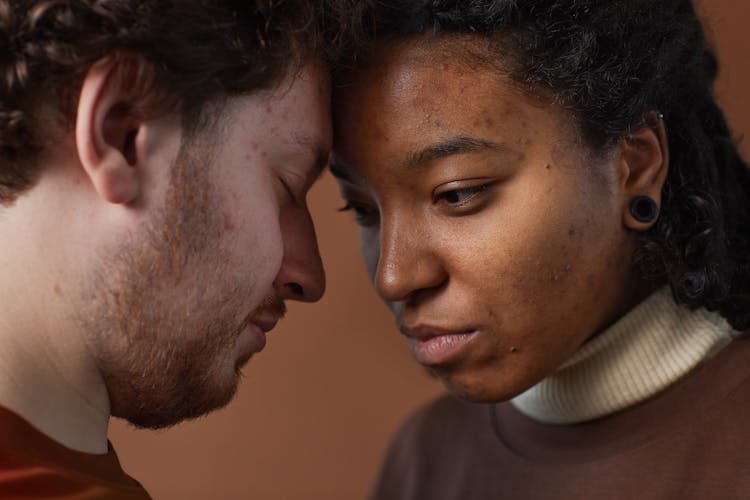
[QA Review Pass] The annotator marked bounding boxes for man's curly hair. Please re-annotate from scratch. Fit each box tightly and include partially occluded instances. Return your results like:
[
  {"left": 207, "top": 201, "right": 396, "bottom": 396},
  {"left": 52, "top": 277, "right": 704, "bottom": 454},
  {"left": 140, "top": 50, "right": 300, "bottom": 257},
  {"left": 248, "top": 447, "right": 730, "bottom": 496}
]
[
  {"left": 0, "top": 0, "right": 333, "bottom": 203},
  {"left": 339, "top": 0, "right": 750, "bottom": 330}
]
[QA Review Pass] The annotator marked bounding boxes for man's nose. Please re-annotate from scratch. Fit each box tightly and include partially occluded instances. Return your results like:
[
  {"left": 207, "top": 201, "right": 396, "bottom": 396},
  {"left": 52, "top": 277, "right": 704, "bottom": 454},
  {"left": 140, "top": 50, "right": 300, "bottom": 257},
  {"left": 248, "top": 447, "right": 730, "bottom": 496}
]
[{"left": 273, "top": 205, "right": 326, "bottom": 302}]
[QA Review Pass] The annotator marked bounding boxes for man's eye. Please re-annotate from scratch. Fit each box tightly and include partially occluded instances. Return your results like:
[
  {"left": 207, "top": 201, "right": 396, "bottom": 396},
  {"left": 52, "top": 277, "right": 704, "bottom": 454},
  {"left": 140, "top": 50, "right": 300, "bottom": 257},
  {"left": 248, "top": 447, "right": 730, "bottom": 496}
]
[
  {"left": 279, "top": 177, "right": 297, "bottom": 204},
  {"left": 434, "top": 184, "right": 490, "bottom": 207},
  {"left": 338, "top": 202, "right": 379, "bottom": 226}
]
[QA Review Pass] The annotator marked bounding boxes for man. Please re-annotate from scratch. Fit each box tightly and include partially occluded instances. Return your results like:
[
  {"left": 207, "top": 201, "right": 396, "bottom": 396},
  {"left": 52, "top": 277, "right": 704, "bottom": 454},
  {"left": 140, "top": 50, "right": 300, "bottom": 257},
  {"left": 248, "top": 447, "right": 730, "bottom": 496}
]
[{"left": 0, "top": 1, "right": 330, "bottom": 497}]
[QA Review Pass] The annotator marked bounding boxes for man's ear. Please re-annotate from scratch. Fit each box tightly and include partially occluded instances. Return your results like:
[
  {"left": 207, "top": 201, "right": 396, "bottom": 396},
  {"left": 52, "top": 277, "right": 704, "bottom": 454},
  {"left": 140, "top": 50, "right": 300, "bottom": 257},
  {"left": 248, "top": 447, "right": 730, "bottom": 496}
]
[
  {"left": 617, "top": 112, "right": 670, "bottom": 230},
  {"left": 75, "top": 53, "right": 153, "bottom": 205}
]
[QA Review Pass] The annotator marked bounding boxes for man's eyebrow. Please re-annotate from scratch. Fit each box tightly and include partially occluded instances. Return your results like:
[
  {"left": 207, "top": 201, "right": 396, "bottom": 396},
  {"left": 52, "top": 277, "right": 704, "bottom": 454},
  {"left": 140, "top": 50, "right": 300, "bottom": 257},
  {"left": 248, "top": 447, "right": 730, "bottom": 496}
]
[
  {"left": 311, "top": 149, "right": 330, "bottom": 183},
  {"left": 295, "top": 134, "right": 330, "bottom": 184},
  {"left": 404, "top": 136, "right": 512, "bottom": 170}
]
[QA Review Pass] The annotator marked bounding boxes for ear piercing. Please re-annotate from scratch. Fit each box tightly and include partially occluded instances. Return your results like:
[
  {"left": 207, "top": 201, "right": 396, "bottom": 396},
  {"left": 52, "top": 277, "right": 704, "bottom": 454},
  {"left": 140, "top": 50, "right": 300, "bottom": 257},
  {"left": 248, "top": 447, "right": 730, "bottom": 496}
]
[{"left": 629, "top": 196, "right": 659, "bottom": 223}]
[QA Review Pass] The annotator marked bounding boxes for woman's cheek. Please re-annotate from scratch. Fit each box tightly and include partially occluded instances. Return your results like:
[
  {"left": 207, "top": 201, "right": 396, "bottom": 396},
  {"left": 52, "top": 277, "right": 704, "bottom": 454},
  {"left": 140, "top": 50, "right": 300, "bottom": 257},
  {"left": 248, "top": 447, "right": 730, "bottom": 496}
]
[{"left": 360, "top": 227, "right": 380, "bottom": 283}]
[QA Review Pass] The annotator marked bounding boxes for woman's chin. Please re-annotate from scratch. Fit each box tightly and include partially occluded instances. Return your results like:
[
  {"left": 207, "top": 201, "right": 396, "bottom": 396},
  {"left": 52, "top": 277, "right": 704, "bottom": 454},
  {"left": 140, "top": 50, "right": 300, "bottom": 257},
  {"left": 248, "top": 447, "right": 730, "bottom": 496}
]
[{"left": 437, "top": 369, "right": 534, "bottom": 404}]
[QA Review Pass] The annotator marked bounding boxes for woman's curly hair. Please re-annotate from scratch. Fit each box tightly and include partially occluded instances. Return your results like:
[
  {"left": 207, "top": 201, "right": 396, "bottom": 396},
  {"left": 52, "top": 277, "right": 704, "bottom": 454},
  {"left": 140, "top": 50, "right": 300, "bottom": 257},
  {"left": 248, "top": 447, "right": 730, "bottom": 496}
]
[
  {"left": 0, "top": 0, "right": 334, "bottom": 203},
  {"left": 341, "top": 0, "right": 750, "bottom": 330}
]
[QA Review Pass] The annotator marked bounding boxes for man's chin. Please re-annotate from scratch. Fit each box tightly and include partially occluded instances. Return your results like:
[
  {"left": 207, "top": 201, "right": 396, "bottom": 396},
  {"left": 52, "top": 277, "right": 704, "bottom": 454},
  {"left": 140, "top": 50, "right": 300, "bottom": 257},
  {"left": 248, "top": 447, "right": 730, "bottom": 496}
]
[
  {"left": 235, "top": 351, "right": 255, "bottom": 371},
  {"left": 111, "top": 374, "right": 242, "bottom": 430}
]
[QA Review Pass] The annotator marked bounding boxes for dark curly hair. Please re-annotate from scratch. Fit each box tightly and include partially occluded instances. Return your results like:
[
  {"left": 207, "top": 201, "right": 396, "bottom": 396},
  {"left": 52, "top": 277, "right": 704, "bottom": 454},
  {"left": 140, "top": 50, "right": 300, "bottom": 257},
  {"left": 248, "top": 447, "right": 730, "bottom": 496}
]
[
  {"left": 0, "top": 0, "right": 347, "bottom": 203},
  {"left": 335, "top": 0, "right": 750, "bottom": 331}
]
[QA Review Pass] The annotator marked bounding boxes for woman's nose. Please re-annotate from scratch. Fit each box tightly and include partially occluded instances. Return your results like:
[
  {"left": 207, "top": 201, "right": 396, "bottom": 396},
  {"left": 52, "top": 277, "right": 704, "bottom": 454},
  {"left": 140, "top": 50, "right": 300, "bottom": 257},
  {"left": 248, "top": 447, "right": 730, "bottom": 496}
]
[{"left": 375, "top": 216, "right": 446, "bottom": 304}]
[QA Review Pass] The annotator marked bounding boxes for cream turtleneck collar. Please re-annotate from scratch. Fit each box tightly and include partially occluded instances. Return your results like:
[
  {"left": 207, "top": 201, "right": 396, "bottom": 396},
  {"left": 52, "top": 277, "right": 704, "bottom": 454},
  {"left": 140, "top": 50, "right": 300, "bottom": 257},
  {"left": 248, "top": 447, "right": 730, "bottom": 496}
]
[{"left": 511, "top": 287, "right": 739, "bottom": 424}]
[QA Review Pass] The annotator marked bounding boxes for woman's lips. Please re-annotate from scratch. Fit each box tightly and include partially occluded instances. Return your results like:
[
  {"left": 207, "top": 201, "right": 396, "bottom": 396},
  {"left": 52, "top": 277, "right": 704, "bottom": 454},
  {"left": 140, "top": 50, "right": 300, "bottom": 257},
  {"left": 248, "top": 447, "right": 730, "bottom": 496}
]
[{"left": 402, "top": 326, "right": 479, "bottom": 366}]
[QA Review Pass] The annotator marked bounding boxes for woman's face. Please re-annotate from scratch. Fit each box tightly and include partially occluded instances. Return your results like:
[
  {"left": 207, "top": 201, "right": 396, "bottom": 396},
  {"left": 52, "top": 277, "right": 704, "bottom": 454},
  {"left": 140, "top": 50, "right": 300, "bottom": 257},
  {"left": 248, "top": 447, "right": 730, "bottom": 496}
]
[{"left": 332, "top": 39, "right": 645, "bottom": 401}]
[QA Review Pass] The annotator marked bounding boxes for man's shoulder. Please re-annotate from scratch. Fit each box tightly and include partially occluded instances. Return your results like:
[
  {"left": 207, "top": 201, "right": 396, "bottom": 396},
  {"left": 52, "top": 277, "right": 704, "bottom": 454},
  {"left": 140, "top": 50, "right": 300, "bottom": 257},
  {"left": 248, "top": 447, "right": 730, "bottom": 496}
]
[{"left": 0, "top": 406, "right": 151, "bottom": 500}]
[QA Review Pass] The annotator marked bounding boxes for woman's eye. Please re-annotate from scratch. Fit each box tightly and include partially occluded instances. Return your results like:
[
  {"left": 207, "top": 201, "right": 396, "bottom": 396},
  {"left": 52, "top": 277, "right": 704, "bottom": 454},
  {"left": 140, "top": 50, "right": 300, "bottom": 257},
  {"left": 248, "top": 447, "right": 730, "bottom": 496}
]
[
  {"left": 338, "top": 201, "right": 379, "bottom": 226},
  {"left": 434, "top": 184, "right": 490, "bottom": 207}
]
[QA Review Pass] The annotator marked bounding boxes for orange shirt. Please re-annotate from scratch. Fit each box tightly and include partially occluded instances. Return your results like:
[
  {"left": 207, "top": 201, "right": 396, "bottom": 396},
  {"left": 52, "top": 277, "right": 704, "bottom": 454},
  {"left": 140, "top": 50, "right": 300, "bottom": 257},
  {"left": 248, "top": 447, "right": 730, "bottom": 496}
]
[{"left": 0, "top": 406, "right": 151, "bottom": 499}]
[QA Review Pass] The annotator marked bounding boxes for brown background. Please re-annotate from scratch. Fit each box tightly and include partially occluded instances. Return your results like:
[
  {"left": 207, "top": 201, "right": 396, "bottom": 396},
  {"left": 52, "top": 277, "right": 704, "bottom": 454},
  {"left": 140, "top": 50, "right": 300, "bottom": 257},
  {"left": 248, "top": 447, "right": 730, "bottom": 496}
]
[{"left": 109, "top": 2, "right": 750, "bottom": 498}]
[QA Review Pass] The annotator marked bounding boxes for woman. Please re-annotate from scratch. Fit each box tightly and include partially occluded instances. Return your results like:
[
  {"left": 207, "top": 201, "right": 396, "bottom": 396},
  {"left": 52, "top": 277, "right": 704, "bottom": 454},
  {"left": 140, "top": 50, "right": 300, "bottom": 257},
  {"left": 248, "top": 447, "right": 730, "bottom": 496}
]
[{"left": 331, "top": 1, "right": 750, "bottom": 498}]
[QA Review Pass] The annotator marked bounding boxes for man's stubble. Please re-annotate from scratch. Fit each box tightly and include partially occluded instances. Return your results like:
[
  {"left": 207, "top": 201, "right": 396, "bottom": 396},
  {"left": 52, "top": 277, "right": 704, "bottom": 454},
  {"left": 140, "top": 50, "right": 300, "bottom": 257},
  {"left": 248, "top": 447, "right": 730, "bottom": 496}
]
[{"left": 78, "top": 120, "right": 270, "bottom": 429}]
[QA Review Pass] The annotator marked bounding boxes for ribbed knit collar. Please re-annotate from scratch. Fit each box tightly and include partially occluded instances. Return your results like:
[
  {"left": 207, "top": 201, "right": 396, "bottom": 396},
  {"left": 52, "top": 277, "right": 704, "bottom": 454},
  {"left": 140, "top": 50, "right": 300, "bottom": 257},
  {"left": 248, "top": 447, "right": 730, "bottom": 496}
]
[{"left": 511, "top": 288, "right": 738, "bottom": 424}]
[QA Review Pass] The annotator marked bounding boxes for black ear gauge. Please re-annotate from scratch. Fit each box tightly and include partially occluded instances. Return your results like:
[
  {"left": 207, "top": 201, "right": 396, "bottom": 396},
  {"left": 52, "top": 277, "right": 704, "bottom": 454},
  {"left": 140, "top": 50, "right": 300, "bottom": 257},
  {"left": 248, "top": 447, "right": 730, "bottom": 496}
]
[{"left": 629, "top": 196, "right": 659, "bottom": 223}]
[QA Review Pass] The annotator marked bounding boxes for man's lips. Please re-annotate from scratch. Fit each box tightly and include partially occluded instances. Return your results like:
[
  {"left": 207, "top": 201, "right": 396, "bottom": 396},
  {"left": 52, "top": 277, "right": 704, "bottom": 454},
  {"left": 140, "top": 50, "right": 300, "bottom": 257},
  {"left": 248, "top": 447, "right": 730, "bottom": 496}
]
[
  {"left": 237, "top": 315, "right": 280, "bottom": 358},
  {"left": 251, "top": 316, "right": 279, "bottom": 333},
  {"left": 400, "top": 325, "right": 479, "bottom": 366}
]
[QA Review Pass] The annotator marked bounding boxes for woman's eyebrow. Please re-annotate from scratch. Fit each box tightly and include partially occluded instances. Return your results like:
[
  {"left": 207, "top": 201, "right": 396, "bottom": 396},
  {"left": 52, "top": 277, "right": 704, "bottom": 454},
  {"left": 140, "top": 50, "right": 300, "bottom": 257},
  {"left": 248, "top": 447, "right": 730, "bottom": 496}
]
[
  {"left": 404, "top": 135, "right": 517, "bottom": 170},
  {"left": 328, "top": 136, "right": 521, "bottom": 182}
]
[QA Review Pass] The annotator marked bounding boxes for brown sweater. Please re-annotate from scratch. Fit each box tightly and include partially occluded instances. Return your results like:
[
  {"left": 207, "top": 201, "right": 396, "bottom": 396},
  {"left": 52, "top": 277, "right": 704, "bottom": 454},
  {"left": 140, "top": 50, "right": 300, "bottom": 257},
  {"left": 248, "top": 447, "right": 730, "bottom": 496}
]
[{"left": 371, "top": 337, "right": 750, "bottom": 500}]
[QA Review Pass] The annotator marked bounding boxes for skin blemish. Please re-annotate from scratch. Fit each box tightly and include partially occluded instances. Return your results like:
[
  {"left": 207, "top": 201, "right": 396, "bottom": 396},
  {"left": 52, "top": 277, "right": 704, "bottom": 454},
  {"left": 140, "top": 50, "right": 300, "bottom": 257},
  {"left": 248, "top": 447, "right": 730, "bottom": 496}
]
[
  {"left": 222, "top": 210, "right": 235, "bottom": 231},
  {"left": 53, "top": 283, "right": 63, "bottom": 296},
  {"left": 509, "top": 346, "right": 519, "bottom": 353},
  {"left": 545, "top": 163, "right": 552, "bottom": 170},
  {"left": 265, "top": 104, "right": 273, "bottom": 114},
  {"left": 568, "top": 227, "right": 576, "bottom": 236}
]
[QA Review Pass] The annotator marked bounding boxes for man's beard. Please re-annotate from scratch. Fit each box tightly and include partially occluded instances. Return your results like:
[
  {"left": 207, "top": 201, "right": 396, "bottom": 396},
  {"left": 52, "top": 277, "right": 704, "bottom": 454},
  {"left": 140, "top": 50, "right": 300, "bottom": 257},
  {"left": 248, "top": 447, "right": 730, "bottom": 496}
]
[{"left": 77, "top": 126, "right": 280, "bottom": 429}]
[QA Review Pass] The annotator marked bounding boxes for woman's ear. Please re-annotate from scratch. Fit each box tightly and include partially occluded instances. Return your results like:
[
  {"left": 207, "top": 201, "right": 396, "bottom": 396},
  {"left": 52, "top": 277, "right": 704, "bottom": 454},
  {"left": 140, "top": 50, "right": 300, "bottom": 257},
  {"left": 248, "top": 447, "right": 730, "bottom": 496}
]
[
  {"left": 617, "top": 112, "right": 670, "bottom": 230},
  {"left": 75, "top": 53, "right": 153, "bottom": 205}
]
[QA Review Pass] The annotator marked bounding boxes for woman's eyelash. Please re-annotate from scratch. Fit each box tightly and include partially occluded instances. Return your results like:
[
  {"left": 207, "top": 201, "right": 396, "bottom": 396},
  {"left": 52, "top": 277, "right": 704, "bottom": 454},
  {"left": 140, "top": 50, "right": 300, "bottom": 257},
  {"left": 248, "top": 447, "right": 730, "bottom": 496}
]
[
  {"left": 338, "top": 202, "right": 379, "bottom": 224},
  {"left": 435, "top": 184, "right": 490, "bottom": 205}
]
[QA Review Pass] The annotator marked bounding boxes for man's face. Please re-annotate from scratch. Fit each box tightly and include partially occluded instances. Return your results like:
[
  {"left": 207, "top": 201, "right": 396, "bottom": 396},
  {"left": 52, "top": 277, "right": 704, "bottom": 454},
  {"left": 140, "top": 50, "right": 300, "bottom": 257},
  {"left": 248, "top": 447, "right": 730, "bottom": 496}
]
[{"left": 78, "top": 65, "right": 331, "bottom": 428}]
